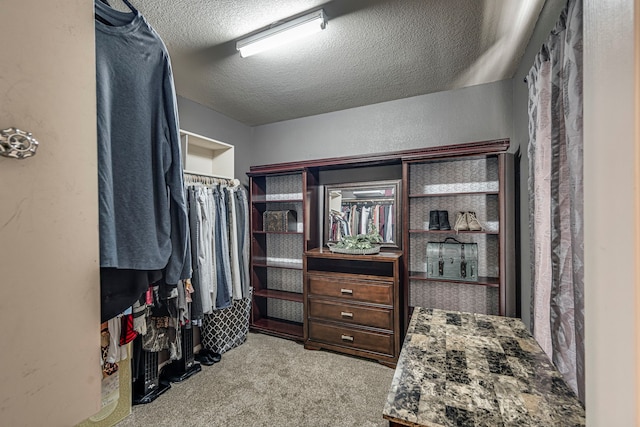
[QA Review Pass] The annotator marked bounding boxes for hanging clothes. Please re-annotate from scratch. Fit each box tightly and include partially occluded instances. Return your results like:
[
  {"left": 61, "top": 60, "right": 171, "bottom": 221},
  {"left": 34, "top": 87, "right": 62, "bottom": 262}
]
[
  {"left": 226, "top": 186, "right": 243, "bottom": 300},
  {"left": 212, "top": 187, "right": 233, "bottom": 310},
  {"left": 184, "top": 175, "right": 251, "bottom": 315},
  {"left": 196, "top": 186, "right": 215, "bottom": 314},
  {"left": 234, "top": 187, "right": 251, "bottom": 299},
  {"left": 385, "top": 207, "right": 393, "bottom": 242},
  {"left": 140, "top": 284, "right": 182, "bottom": 360},
  {"left": 95, "top": 0, "right": 191, "bottom": 320},
  {"left": 187, "top": 188, "right": 204, "bottom": 324}
]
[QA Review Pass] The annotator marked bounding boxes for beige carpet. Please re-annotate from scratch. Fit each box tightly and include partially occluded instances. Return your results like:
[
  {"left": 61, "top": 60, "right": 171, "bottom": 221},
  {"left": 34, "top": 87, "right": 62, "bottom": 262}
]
[{"left": 116, "top": 332, "right": 394, "bottom": 427}]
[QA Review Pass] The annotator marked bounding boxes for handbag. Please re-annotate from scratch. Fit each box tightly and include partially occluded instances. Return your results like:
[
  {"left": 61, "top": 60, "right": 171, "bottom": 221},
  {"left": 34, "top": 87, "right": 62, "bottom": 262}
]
[{"left": 426, "top": 237, "right": 478, "bottom": 281}]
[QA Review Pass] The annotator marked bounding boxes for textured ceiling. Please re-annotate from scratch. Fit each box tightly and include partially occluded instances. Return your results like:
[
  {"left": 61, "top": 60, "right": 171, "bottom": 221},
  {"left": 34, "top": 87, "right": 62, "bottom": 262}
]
[{"left": 126, "top": 0, "right": 546, "bottom": 126}]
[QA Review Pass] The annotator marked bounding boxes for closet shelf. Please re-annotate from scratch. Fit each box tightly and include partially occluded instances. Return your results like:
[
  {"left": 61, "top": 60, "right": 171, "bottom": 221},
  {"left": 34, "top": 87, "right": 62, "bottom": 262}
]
[
  {"left": 252, "top": 197, "right": 304, "bottom": 204},
  {"left": 252, "top": 258, "right": 304, "bottom": 270},
  {"left": 409, "top": 191, "right": 499, "bottom": 198},
  {"left": 253, "top": 230, "right": 303, "bottom": 235},
  {"left": 253, "top": 289, "right": 303, "bottom": 303},
  {"left": 180, "top": 129, "right": 234, "bottom": 179},
  {"left": 408, "top": 271, "right": 499, "bottom": 287},
  {"left": 408, "top": 229, "right": 499, "bottom": 235},
  {"left": 251, "top": 317, "right": 303, "bottom": 340}
]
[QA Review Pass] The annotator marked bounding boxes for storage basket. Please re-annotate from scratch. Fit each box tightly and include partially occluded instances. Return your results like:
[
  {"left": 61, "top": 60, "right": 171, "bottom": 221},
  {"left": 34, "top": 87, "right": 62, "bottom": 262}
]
[{"left": 201, "top": 293, "right": 251, "bottom": 354}]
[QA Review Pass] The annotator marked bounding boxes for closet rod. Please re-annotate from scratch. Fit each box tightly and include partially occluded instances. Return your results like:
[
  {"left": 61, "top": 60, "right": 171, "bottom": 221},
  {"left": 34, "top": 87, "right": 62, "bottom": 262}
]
[
  {"left": 184, "top": 171, "right": 238, "bottom": 186},
  {"left": 184, "top": 170, "right": 233, "bottom": 180},
  {"left": 340, "top": 198, "right": 395, "bottom": 203}
]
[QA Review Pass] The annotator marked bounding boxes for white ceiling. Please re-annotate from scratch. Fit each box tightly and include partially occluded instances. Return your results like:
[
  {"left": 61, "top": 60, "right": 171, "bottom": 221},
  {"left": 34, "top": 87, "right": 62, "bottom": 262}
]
[{"left": 124, "top": 0, "right": 546, "bottom": 126}]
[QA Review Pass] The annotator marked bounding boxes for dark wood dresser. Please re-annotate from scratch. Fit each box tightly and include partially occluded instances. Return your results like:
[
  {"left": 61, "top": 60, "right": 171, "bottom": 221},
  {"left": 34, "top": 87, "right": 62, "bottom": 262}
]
[{"left": 303, "top": 248, "right": 402, "bottom": 367}]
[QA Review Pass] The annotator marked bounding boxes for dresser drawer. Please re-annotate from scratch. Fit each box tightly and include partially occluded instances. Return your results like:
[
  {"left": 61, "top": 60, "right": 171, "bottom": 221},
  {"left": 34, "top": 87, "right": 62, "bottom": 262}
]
[
  {"left": 308, "top": 322, "right": 394, "bottom": 356},
  {"left": 308, "top": 298, "right": 393, "bottom": 330},
  {"left": 307, "top": 274, "right": 393, "bottom": 305}
]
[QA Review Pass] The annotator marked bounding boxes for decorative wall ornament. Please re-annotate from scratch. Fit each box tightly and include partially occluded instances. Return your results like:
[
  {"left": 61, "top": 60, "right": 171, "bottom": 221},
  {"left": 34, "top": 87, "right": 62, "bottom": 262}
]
[{"left": 0, "top": 127, "right": 38, "bottom": 159}]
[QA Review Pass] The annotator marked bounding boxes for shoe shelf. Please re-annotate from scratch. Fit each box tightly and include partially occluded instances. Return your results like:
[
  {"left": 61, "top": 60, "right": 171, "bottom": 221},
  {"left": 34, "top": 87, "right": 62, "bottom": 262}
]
[
  {"left": 407, "top": 271, "right": 500, "bottom": 287},
  {"left": 408, "top": 229, "right": 499, "bottom": 235},
  {"left": 251, "top": 197, "right": 304, "bottom": 204},
  {"left": 252, "top": 258, "right": 303, "bottom": 270},
  {"left": 408, "top": 191, "right": 499, "bottom": 198},
  {"left": 253, "top": 288, "right": 304, "bottom": 303},
  {"left": 403, "top": 153, "right": 515, "bottom": 323},
  {"left": 250, "top": 317, "right": 303, "bottom": 340}
]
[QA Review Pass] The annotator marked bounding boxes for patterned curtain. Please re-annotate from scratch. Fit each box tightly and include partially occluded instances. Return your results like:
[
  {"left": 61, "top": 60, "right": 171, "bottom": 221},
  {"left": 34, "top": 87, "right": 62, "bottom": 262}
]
[{"left": 526, "top": 0, "right": 584, "bottom": 403}]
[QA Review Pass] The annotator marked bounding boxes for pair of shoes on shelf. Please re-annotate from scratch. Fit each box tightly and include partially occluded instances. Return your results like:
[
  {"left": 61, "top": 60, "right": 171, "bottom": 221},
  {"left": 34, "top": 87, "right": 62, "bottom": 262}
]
[
  {"left": 453, "top": 211, "right": 483, "bottom": 232},
  {"left": 195, "top": 348, "right": 221, "bottom": 366},
  {"left": 428, "top": 210, "right": 451, "bottom": 230}
]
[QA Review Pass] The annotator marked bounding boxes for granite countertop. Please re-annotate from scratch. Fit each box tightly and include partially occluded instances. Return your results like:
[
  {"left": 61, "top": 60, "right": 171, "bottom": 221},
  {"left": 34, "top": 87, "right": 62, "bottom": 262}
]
[{"left": 383, "top": 308, "right": 585, "bottom": 426}]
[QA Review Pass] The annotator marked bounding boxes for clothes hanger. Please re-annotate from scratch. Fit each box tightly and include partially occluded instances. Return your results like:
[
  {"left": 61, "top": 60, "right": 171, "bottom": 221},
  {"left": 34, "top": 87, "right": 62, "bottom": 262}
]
[
  {"left": 98, "top": 0, "right": 137, "bottom": 12},
  {"left": 120, "top": 0, "right": 138, "bottom": 13},
  {"left": 95, "top": 0, "right": 138, "bottom": 26}
]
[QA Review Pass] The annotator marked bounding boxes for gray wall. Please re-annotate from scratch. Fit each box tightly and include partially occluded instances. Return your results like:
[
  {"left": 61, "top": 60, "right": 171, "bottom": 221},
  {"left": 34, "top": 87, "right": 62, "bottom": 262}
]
[
  {"left": 177, "top": 96, "right": 253, "bottom": 185},
  {"left": 250, "top": 80, "right": 514, "bottom": 167},
  {"left": 510, "top": 0, "right": 568, "bottom": 329}
]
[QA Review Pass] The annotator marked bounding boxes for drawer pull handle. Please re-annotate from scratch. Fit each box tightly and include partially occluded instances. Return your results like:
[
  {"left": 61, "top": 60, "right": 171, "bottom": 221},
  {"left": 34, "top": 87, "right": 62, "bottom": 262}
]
[
  {"left": 341, "top": 311, "right": 354, "bottom": 318},
  {"left": 340, "top": 288, "right": 353, "bottom": 295},
  {"left": 341, "top": 334, "right": 354, "bottom": 342}
]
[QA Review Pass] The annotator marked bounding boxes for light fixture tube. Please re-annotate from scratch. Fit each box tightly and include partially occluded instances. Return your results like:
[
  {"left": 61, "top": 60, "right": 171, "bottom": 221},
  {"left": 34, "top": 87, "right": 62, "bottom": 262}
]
[{"left": 236, "top": 9, "right": 327, "bottom": 58}]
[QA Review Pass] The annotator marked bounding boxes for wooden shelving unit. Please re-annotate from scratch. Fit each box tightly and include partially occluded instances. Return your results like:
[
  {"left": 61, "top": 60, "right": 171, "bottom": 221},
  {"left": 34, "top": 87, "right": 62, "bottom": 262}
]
[
  {"left": 247, "top": 139, "right": 515, "bottom": 344},
  {"left": 248, "top": 169, "right": 319, "bottom": 341}
]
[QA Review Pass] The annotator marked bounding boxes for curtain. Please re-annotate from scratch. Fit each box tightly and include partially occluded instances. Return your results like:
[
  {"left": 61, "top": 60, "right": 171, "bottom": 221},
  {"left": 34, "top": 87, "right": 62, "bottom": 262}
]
[{"left": 526, "top": 0, "right": 584, "bottom": 403}]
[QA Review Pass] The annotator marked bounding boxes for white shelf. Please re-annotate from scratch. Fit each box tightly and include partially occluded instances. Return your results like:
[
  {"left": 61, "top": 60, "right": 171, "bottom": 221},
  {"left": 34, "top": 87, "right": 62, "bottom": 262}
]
[{"left": 180, "top": 129, "right": 234, "bottom": 179}]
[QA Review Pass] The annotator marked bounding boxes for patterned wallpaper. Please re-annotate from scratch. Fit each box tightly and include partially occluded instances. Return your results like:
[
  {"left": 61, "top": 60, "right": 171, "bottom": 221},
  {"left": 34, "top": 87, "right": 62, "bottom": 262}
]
[
  {"left": 267, "top": 299, "right": 303, "bottom": 323},
  {"left": 265, "top": 173, "right": 303, "bottom": 200},
  {"left": 266, "top": 267, "right": 303, "bottom": 293},
  {"left": 409, "top": 280, "right": 499, "bottom": 315},
  {"left": 409, "top": 157, "right": 499, "bottom": 194}
]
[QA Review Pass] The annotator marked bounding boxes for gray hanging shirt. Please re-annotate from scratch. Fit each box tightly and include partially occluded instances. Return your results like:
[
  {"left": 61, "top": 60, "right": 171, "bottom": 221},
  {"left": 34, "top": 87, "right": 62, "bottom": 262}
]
[{"left": 95, "top": 0, "right": 190, "bottom": 283}]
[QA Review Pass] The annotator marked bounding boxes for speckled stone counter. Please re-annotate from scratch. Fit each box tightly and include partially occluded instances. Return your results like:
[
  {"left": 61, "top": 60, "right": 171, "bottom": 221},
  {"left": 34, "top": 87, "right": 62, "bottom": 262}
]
[{"left": 383, "top": 308, "right": 585, "bottom": 426}]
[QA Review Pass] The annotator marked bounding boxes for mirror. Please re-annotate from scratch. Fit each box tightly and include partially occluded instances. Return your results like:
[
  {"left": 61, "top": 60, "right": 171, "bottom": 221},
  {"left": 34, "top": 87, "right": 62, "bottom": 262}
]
[{"left": 324, "top": 180, "right": 401, "bottom": 249}]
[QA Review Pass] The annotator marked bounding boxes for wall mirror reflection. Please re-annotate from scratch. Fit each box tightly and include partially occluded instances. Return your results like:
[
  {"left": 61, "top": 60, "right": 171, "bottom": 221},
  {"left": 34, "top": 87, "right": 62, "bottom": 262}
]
[{"left": 324, "top": 180, "right": 401, "bottom": 249}]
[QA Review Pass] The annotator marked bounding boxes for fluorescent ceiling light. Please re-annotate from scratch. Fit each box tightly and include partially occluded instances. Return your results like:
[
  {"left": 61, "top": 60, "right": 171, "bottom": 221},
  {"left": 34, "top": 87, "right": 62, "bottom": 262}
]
[{"left": 236, "top": 9, "right": 327, "bottom": 58}]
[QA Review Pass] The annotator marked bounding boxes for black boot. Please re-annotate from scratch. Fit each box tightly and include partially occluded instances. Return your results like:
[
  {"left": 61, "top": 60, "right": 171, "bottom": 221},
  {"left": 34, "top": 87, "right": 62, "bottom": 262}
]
[
  {"left": 438, "top": 210, "right": 451, "bottom": 230},
  {"left": 429, "top": 210, "right": 440, "bottom": 230}
]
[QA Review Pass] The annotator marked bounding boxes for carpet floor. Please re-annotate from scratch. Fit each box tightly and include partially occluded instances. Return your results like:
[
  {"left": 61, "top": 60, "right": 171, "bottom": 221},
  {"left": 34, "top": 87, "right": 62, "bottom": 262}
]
[{"left": 116, "top": 332, "right": 394, "bottom": 427}]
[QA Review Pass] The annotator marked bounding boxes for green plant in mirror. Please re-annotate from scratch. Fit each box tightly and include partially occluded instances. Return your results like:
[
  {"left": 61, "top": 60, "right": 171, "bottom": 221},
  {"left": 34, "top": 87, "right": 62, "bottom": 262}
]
[{"left": 334, "top": 231, "right": 383, "bottom": 250}]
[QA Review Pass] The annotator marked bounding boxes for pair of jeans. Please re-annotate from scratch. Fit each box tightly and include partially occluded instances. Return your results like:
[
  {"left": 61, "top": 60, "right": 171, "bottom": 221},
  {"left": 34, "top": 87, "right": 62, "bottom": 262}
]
[
  {"left": 213, "top": 188, "right": 232, "bottom": 309},
  {"left": 226, "top": 186, "right": 242, "bottom": 300},
  {"left": 234, "top": 186, "right": 250, "bottom": 299},
  {"left": 196, "top": 186, "right": 215, "bottom": 313}
]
